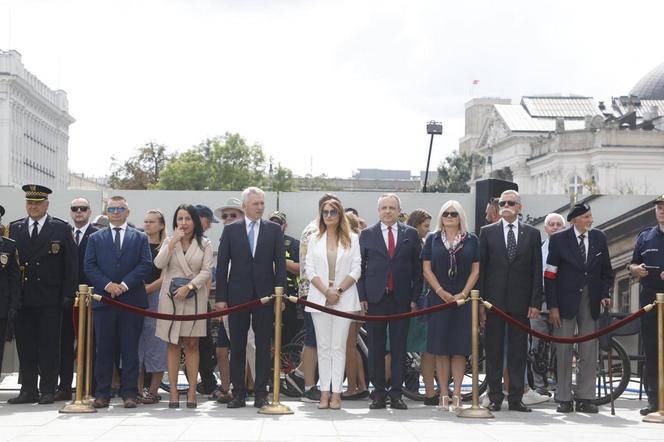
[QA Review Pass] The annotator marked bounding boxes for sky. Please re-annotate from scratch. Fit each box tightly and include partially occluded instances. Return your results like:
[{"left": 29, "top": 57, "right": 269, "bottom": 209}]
[{"left": 2, "top": 0, "right": 664, "bottom": 179}]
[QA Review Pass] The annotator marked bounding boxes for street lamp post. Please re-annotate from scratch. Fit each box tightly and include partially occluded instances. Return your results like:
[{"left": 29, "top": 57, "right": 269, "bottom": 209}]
[{"left": 423, "top": 121, "right": 443, "bottom": 192}]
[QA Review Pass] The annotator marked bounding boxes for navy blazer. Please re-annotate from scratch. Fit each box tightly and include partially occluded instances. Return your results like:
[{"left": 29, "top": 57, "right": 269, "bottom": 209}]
[
  {"left": 75, "top": 224, "right": 98, "bottom": 286},
  {"left": 215, "top": 219, "right": 287, "bottom": 305},
  {"left": 545, "top": 226, "right": 613, "bottom": 320},
  {"left": 478, "top": 221, "right": 543, "bottom": 316},
  {"left": 84, "top": 225, "right": 153, "bottom": 309},
  {"left": 357, "top": 221, "right": 423, "bottom": 305}
]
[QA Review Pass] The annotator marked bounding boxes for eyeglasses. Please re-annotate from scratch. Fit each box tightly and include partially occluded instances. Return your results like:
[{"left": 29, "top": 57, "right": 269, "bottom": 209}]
[
  {"left": 442, "top": 211, "right": 459, "bottom": 218},
  {"left": 498, "top": 200, "right": 518, "bottom": 207},
  {"left": 70, "top": 206, "right": 89, "bottom": 212},
  {"left": 107, "top": 207, "right": 127, "bottom": 214},
  {"left": 221, "top": 213, "right": 238, "bottom": 220},
  {"left": 322, "top": 209, "right": 339, "bottom": 218}
]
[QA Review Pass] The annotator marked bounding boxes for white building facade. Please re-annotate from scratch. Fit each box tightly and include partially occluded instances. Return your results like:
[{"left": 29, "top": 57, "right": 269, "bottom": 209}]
[{"left": 0, "top": 49, "right": 75, "bottom": 189}]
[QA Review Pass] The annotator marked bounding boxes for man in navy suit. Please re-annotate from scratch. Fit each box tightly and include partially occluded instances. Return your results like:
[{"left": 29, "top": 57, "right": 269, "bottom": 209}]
[
  {"left": 479, "top": 189, "right": 542, "bottom": 412},
  {"left": 358, "top": 193, "right": 422, "bottom": 410},
  {"left": 85, "top": 195, "right": 152, "bottom": 408},
  {"left": 55, "top": 197, "right": 99, "bottom": 402},
  {"left": 545, "top": 202, "right": 613, "bottom": 413},
  {"left": 215, "top": 187, "right": 287, "bottom": 408}
]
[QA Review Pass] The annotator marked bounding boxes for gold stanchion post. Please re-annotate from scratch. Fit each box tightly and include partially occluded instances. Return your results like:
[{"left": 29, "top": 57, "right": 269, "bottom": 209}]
[
  {"left": 60, "top": 285, "right": 97, "bottom": 413},
  {"left": 83, "top": 287, "right": 95, "bottom": 404},
  {"left": 458, "top": 290, "right": 494, "bottom": 419},
  {"left": 259, "top": 287, "right": 294, "bottom": 415},
  {"left": 643, "top": 292, "right": 664, "bottom": 423}
]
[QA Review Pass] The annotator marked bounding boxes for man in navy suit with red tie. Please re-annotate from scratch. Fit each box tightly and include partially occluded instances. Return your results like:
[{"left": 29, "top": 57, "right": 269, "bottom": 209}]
[
  {"left": 358, "top": 193, "right": 422, "bottom": 410},
  {"left": 545, "top": 202, "right": 613, "bottom": 413}
]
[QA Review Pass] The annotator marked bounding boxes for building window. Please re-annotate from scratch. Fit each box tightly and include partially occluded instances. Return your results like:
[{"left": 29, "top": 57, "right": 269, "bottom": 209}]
[
  {"left": 568, "top": 175, "right": 584, "bottom": 197},
  {"left": 616, "top": 278, "right": 630, "bottom": 314}
]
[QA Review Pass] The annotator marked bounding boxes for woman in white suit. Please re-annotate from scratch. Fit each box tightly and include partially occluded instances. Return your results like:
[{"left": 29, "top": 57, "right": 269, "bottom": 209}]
[{"left": 305, "top": 197, "right": 361, "bottom": 410}]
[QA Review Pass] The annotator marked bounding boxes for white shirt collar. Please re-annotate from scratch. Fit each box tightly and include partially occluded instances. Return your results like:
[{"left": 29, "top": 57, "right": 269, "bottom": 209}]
[
  {"left": 245, "top": 216, "right": 260, "bottom": 227},
  {"left": 501, "top": 218, "right": 518, "bottom": 229},
  {"left": 573, "top": 226, "right": 587, "bottom": 238},
  {"left": 74, "top": 222, "right": 91, "bottom": 234},
  {"left": 110, "top": 222, "right": 127, "bottom": 231},
  {"left": 30, "top": 214, "right": 48, "bottom": 227},
  {"left": 380, "top": 221, "right": 397, "bottom": 231}
]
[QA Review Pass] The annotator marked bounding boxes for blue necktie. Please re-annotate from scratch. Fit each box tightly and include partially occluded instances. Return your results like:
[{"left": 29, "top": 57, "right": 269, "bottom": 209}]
[{"left": 247, "top": 221, "right": 256, "bottom": 256}]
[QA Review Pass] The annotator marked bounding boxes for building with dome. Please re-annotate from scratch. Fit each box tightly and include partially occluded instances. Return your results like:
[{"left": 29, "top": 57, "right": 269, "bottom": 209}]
[{"left": 461, "top": 63, "right": 664, "bottom": 196}]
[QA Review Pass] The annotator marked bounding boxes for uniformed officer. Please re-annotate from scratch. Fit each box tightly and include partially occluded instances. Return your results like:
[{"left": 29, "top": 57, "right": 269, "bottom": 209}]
[
  {"left": 1, "top": 204, "right": 21, "bottom": 375},
  {"left": 7, "top": 185, "right": 77, "bottom": 405},
  {"left": 629, "top": 193, "right": 664, "bottom": 416},
  {"left": 269, "top": 211, "right": 302, "bottom": 345}
]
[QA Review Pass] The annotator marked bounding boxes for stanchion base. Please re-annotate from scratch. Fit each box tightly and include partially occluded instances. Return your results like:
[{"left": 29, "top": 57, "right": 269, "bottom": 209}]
[
  {"left": 59, "top": 401, "right": 98, "bottom": 414},
  {"left": 258, "top": 402, "right": 294, "bottom": 415},
  {"left": 642, "top": 411, "right": 664, "bottom": 423},
  {"left": 457, "top": 406, "right": 494, "bottom": 419}
]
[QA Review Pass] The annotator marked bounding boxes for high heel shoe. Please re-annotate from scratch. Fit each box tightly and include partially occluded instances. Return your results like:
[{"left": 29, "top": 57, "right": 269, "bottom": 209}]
[
  {"left": 318, "top": 392, "right": 331, "bottom": 409},
  {"left": 451, "top": 395, "right": 462, "bottom": 412},
  {"left": 168, "top": 400, "right": 179, "bottom": 409},
  {"left": 438, "top": 395, "right": 450, "bottom": 411}
]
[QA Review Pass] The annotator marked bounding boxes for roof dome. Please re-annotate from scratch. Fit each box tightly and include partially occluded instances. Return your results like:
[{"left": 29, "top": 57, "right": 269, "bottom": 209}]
[{"left": 630, "top": 62, "right": 664, "bottom": 100}]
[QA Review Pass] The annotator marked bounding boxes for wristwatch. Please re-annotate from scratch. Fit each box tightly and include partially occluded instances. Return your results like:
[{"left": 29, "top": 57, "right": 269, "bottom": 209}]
[
  {"left": 337, "top": 287, "right": 344, "bottom": 294},
  {"left": 187, "top": 283, "right": 194, "bottom": 291}
]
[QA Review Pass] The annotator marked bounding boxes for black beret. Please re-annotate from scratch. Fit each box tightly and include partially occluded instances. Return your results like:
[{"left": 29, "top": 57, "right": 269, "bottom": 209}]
[{"left": 567, "top": 202, "right": 591, "bottom": 221}]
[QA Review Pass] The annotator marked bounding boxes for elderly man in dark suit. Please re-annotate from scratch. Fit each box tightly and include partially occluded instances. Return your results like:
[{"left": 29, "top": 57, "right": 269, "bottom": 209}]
[
  {"left": 358, "top": 193, "right": 422, "bottom": 410},
  {"left": 8, "top": 185, "right": 78, "bottom": 405},
  {"left": 479, "top": 189, "right": 542, "bottom": 412},
  {"left": 545, "top": 202, "right": 613, "bottom": 413},
  {"left": 215, "top": 187, "right": 287, "bottom": 408},
  {"left": 54, "top": 197, "right": 99, "bottom": 402},
  {"left": 85, "top": 195, "right": 153, "bottom": 408}
]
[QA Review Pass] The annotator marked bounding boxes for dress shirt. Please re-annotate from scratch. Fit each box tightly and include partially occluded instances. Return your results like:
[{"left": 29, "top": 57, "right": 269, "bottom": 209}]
[
  {"left": 73, "top": 222, "right": 91, "bottom": 245},
  {"left": 573, "top": 226, "right": 589, "bottom": 262},
  {"left": 380, "top": 222, "right": 399, "bottom": 251},
  {"left": 105, "top": 222, "right": 129, "bottom": 293},
  {"left": 501, "top": 218, "right": 519, "bottom": 246},
  {"left": 29, "top": 214, "right": 48, "bottom": 235},
  {"left": 541, "top": 238, "right": 550, "bottom": 276},
  {"left": 245, "top": 216, "right": 261, "bottom": 256}
]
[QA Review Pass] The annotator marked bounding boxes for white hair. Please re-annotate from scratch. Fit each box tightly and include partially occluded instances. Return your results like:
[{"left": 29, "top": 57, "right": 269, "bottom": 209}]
[
  {"left": 500, "top": 189, "right": 521, "bottom": 202},
  {"left": 377, "top": 193, "right": 401, "bottom": 209},
  {"left": 544, "top": 212, "right": 565, "bottom": 226},
  {"left": 241, "top": 187, "right": 265, "bottom": 204},
  {"left": 436, "top": 200, "right": 469, "bottom": 234}
]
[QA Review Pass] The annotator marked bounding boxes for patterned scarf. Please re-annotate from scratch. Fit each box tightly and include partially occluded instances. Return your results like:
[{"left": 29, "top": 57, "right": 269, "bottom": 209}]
[{"left": 441, "top": 231, "right": 466, "bottom": 279}]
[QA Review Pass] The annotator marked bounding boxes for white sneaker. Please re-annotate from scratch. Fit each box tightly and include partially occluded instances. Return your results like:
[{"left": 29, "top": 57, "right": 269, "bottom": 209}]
[
  {"left": 522, "top": 388, "right": 550, "bottom": 405},
  {"left": 480, "top": 392, "right": 491, "bottom": 407}
]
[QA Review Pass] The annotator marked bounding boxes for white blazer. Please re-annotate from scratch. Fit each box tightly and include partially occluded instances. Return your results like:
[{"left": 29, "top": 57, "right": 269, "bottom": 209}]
[{"left": 305, "top": 231, "right": 361, "bottom": 313}]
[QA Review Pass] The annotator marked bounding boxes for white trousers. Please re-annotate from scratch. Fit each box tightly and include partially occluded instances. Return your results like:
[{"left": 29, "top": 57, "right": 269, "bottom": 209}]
[{"left": 311, "top": 312, "right": 352, "bottom": 393}]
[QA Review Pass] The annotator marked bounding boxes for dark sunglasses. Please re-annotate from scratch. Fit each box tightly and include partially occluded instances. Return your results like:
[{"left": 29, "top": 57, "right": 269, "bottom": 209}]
[
  {"left": 322, "top": 209, "right": 339, "bottom": 218},
  {"left": 498, "top": 200, "right": 518, "bottom": 207},
  {"left": 107, "top": 207, "right": 127, "bottom": 214},
  {"left": 442, "top": 211, "right": 459, "bottom": 218},
  {"left": 70, "top": 206, "right": 89, "bottom": 212},
  {"left": 221, "top": 213, "right": 238, "bottom": 220}
]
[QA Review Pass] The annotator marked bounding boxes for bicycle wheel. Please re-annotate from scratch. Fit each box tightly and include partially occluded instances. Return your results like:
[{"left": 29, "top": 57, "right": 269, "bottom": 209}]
[
  {"left": 402, "top": 352, "right": 425, "bottom": 401},
  {"left": 592, "top": 338, "right": 630, "bottom": 406}
]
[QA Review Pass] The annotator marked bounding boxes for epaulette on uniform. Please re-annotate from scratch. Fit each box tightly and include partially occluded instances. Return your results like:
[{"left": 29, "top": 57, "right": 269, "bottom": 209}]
[
  {"left": 1, "top": 236, "right": 16, "bottom": 243},
  {"left": 10, "top": 218, "right": 25, "bottom": 225}
]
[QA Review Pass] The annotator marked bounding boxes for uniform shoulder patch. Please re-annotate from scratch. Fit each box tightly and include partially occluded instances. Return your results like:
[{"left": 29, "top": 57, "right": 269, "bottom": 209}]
[{"left": 51, "top": 216, "right": 69, "bottom": 224}]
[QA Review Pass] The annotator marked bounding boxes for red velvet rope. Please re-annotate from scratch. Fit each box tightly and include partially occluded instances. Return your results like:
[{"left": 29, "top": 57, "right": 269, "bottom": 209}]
[
  {"left": 485, "top": 302, "right": 649, "bottom": 344},
  {"left": 95, "top": 295, "right": 265, "bottom": 320},
  {"left": 295, "top": 297, "right": 461, "bottom": 321}
]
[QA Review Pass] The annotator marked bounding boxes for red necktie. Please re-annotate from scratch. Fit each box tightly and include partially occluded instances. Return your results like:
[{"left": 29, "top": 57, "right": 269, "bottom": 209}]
[{"left": 387, "top": 226, "right": 395, "bottom": 290}]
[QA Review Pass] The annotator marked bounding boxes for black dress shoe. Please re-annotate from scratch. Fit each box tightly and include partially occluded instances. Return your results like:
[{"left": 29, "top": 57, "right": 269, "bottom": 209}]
[
  {"left": 390, "top": 397, "right": 408, "bottom": 410},
  {"left": 640, "top": 404, "right": 658, "bottom": 416},
  {"left": 575, "top": 400, "right": 598, "bottom": 413},
  {"left": 227, "top": 396, "right": 246, "bottom": 408},
  {"left": 557, "top": 401, "right": 574, "bottom": 413},
  {"left": 38, "top": 393, "right": 55, "bottom": 405},
  {"left": 54, "top": 389, "right": 72, "bottom": 402},
  {"left": 369, "top": 398, "right": 387, "bottom": 409},
  {"left": 508, "top": 401, "right": 531, "bottom": 412},
  {"left": 253, "top": 395, "right": 270, "bottom": 408},
  {"left": 423, "top": 394, "right": 440, "bottom": 406},
  {"left": 486, "top": 401, "right": 502, "bottom": 411},
  {"left": 7, "top": 392, "right": 39, "bottom": 404}
]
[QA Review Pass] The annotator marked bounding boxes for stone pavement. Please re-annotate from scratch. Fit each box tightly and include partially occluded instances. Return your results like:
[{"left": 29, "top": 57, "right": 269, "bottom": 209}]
[{"left": 0, "top": 390, "right": 662, "bottom": 442}]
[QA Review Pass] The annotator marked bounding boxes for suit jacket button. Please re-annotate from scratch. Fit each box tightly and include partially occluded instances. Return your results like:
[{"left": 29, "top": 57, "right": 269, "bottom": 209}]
[
  {"left": 24, "top": 277, "right": 28, "bottom": 281},
  {"left": 36, "top": 262, "right": 40, "bottom": 266},
  {"left": 37, "top": 277, "right": 40, "bottom": 281}
]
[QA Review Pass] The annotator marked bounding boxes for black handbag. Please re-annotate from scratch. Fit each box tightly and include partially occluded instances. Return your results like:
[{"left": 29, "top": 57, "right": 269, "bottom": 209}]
[{"left": 169, "top": 277, "right": 196, "bottom": 299}]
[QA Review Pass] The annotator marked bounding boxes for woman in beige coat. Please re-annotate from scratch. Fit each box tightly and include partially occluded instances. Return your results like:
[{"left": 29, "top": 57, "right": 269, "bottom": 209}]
[{"left": 155, "top": 204, "right": 213, "bottom": 409}]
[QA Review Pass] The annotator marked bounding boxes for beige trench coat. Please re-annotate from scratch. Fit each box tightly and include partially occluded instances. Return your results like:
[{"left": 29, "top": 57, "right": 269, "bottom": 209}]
[{"left": 155, "top": 237, "right": 213, "bottom": 344}]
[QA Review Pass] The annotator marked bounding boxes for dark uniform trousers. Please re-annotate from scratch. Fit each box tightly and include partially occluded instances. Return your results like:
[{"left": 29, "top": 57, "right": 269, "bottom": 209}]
[{"left": 0, "top": 319, "right": 7, "bottom": 370}]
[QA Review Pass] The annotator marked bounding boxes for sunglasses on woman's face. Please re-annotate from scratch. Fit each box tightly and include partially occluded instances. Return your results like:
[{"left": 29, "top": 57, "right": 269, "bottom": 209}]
[
  {"left": 498, "top": 200, "right": 518, "bottom": 207},
  {"left": 322, "top": 209, "right": 338, "bottom": 218},
  {"left": 221, "top": 213, "right": 238, "bottom": 220},
  {"left": 442, "top": 211, "right": 459, "bottom": 218}
]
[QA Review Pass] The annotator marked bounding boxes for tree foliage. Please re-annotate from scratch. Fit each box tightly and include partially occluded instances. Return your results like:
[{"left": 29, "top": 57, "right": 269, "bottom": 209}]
[
  {"left": 108, "top": 142, "right": 171, "bottom": 189},
  {"left": 269, "top": 164, "right": 295, "bottom": 192},
  {"left": 429, "top": 151, "right": 483, "bottom": 193}
]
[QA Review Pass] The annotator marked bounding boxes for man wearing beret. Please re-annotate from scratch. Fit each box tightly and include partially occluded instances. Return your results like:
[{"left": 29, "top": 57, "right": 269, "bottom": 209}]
[
  {"left": 545, "top": 202, "right": 613, "bottom": 413},
  {"left": 8, "top": 185, "right": 78, "bottom": 405},
  {"left": 628, "top": 194, "right": 664, "bottom": 416}
]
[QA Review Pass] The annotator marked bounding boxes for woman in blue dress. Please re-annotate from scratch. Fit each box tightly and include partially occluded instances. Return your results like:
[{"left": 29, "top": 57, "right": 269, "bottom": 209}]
[{"left": 422, "top": 200, "right": 479, "bottom": 412}]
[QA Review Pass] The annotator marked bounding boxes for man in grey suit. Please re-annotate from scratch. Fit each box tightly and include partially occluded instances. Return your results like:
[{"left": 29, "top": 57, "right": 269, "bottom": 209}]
[{"left": 479, "top": 190, "right": 542, "bottom": 412}]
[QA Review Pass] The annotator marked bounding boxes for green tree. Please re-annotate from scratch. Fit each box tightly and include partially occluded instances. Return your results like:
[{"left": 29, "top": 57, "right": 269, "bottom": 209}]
[
  {"left": 429, "top": 150, "right": 483, "bottom": 193},
  {"left": 269, "top": 164, "right": 295, "bottom": 192},
  {"left": 156, "top": 150, "right": 209, "bottom": 190},
  {"left": 108, "top": 142, "right": 172, "bottom": 189}
]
